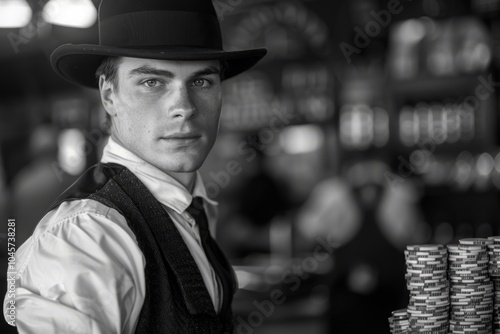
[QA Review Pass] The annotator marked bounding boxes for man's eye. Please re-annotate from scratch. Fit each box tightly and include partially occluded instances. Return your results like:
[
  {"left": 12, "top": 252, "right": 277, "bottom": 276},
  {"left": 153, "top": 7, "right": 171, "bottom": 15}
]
[
  {"left": 192, "top": 78, "right": 210, "bottom": 88},
  {"left": 143, "top": 79, "right": 159, "bottom": 88}
]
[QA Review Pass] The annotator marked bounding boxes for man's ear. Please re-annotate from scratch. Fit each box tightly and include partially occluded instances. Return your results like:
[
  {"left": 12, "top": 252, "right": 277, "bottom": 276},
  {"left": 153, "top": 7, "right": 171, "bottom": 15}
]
[{"left": 98, "top": 75, "right": 116, "bottom": 117}]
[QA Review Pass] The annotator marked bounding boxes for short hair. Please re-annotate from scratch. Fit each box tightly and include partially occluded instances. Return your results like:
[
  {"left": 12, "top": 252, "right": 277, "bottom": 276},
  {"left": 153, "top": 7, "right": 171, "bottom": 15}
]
[
  {"left": 95, "top": 56, "right": 122, "bottom": 89},
  {"left": 95, "top": 56, "right": 122, "bottom": 132}
]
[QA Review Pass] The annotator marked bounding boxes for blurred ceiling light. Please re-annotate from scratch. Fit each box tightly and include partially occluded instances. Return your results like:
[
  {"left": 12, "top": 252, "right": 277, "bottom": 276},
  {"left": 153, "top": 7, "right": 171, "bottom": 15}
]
[
  {"left": 0, "top": 0, "right": 32, "bottom": 28},
  {"left": 397, "top": 19, "right": 426, "bottom": 44},
  {"left": 42, "top": 0, "right": 97, "bottom": 28},
  {"left": 280, "top": 124, "right": 324, "bottom": 155},
  {"left": 476, "top": 153, "right": 494, "bottom": 176},
  {"left": 57, "top": 128, "right": 86, "bottom": 176}
]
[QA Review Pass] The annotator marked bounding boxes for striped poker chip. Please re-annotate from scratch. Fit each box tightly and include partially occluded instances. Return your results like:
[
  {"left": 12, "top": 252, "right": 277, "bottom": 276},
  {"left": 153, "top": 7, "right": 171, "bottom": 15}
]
[
  {"left": 459, "top": 238, "right": 494, "bottom": 246},
  {"left": 407, "top": 244, "right": 446, "bottom": 252},
  {"left": 488, "top": 236, "right": 500, "bottom": 244},
  {"left": 450, "top": 262, "right": 488, "bottom": 268},
  {"left": 405, "top": 250, "right": 448, "bottom": 256},
  {"left": 458, "top": 245, "right": 488, "bottom": 253}
]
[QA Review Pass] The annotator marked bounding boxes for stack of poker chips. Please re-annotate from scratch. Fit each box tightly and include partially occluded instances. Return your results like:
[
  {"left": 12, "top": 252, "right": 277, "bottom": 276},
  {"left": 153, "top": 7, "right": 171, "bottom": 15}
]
[
  {"left": 404, "top": 244, "right": 450, "bottom": 334},
  {"left": 487, "top": 236, "right": 500, "bottom": 333},
  {"left": 388, "top": 308, "right": 409, "bottom": 334},
  {"left": 448, "top": 239, "right": 493, "bottom": 334}
]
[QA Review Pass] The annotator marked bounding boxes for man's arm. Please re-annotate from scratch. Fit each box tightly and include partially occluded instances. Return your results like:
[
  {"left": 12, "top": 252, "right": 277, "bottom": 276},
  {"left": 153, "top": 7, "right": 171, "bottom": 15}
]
[{"left": 3, "top": 199, "right": 146, "bottom": 334}]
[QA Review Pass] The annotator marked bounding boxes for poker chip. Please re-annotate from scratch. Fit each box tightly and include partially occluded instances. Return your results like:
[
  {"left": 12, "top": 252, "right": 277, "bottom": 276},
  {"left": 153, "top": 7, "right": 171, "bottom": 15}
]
[
  {"left": 460, "top": 238, "right": 494, "bottom": 246},
  {"left": 389, "top": 238, "right": 500, "bottom": 334},
  {"left": 488, "top": 236, "right": 500, "bottom": 245}
]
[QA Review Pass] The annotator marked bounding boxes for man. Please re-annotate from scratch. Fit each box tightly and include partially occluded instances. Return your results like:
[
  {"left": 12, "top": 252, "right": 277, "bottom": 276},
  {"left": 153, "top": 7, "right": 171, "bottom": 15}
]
[{"left": 3, "top": 0, "right": 266, "bottom": 333}]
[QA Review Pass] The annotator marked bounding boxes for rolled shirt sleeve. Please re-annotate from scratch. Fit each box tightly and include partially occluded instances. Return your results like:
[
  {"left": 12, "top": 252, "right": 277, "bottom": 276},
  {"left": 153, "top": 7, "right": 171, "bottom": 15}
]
[{"left": 3, "top": 199, "right": 146, "bottom": 334}]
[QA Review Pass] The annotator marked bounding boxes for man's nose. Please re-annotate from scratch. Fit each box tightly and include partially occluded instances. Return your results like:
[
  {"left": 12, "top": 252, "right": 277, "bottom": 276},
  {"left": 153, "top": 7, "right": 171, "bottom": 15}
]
[{"left": 168, "top": 84, "right": 196, "bottom": 119}]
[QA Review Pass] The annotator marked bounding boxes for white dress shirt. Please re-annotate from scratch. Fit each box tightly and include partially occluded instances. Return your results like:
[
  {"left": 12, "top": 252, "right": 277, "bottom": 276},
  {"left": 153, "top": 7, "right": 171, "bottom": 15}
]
[{"left": 3, "top": 137, "right": 221, "bottom": 334}]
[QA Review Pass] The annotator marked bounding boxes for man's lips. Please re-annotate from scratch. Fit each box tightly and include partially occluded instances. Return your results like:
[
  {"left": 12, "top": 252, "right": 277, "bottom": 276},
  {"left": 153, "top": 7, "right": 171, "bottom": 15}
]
[{"left": 161, "top": 133, "right": 202, "bottom": 140}]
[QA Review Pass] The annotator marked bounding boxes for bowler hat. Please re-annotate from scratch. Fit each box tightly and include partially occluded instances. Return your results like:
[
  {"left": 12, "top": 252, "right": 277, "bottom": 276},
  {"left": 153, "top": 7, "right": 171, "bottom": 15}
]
[{"left": 51, "top": 0, "right": 267, "bottom": 88}]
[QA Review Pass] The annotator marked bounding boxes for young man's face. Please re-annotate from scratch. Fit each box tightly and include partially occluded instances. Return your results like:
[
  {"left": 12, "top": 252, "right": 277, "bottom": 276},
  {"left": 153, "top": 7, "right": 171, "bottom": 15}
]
[{"left": 100, "top": 57, "right": 222, "bottom": 174}]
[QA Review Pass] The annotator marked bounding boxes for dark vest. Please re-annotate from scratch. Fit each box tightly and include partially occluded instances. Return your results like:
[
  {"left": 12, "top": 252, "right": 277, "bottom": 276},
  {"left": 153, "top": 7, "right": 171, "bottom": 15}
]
[{"left": 48, "top": 163, "right": 235, "bottom": 334}]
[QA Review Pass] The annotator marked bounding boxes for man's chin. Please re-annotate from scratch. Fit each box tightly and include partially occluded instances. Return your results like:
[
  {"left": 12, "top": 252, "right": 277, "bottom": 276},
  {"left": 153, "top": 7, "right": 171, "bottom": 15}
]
[
  {"left": 143, "top": 147, "right": 208, "bottom": 173},
  {"left": 154, "top": 160, "right": 203, "bottom": 174}
]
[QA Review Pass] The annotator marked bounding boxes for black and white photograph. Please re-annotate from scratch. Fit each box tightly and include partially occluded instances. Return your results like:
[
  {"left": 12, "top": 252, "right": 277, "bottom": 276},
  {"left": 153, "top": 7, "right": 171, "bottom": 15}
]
[{"left": 1, "top": 0, "right": 500, "bottom": 333}]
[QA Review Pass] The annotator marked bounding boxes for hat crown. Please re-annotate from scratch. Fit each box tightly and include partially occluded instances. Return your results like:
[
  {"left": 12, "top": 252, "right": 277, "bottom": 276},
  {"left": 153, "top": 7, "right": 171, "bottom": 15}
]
[
  {"left": 98, "top": 0, "right": 218, "bottom": 20},
  {"left": 97, "top": 0, "right": 222, "bottom": 50}
]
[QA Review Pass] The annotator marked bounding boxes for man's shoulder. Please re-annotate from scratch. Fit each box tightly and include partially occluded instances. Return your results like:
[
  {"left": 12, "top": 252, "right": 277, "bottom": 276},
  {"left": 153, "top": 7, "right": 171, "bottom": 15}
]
[
  {"left": 34, "top": 198, "right": 128, "bottom": 240},
  {"left": 48, "top": 162, "right": 127, "bottom": 212},
  {"left": 14, "top": 198, "right": 138, "bottom": 276}
]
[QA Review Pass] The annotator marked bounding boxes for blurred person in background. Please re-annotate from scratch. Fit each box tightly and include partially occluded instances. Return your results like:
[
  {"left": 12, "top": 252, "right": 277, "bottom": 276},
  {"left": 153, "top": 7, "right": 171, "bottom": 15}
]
[
  {"left": 296, "top": 158, "right": 426, "bottom": 333},
  {"left": 3, "top": 0, "right": 266, "bottom": 333},
  {"left": 220, "top": 131, "right": 331, "bottom": 260},
  {"left": 218, "top": 146, "right": 292, "bottom": 259}
]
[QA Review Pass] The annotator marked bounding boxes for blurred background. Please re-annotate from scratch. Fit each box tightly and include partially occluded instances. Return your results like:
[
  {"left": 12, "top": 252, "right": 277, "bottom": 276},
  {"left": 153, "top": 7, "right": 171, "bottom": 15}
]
[{"left": 1, "top": 0, "right": 500, "bottom": 333}]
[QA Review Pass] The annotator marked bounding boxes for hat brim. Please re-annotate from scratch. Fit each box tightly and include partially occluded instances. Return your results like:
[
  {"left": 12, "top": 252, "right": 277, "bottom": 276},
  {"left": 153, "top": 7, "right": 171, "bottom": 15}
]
[{"left": 51, "top": 44, "right": 268, "bottom": 89}]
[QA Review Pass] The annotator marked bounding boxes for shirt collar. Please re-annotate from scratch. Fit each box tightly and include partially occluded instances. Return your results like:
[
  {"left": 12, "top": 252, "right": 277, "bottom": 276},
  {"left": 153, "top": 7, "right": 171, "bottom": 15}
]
[{"left": 100, "top": 137, "right": 217, "bottom": 214}]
